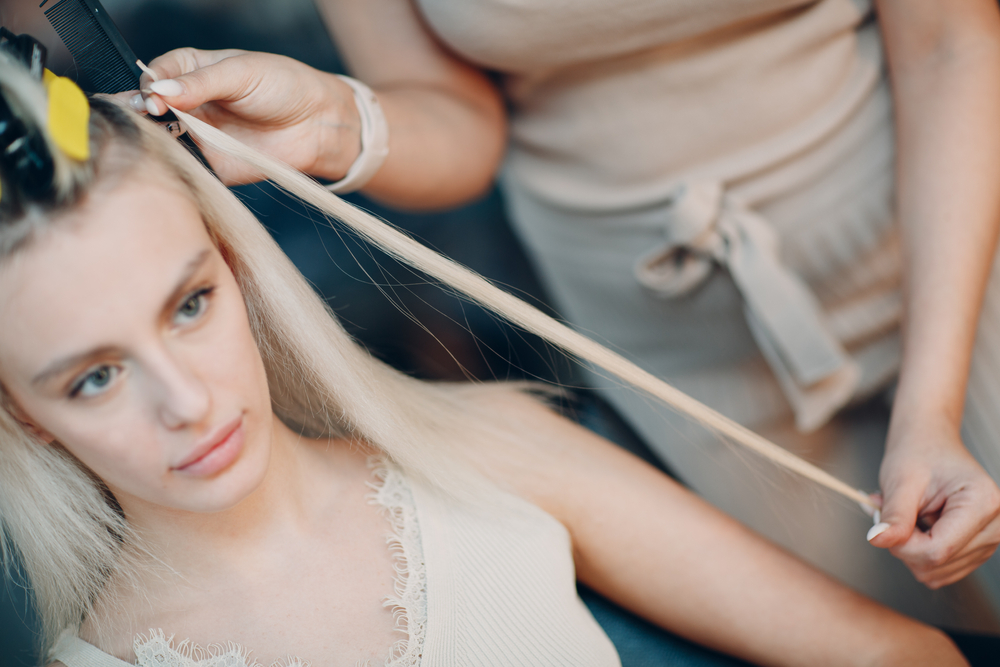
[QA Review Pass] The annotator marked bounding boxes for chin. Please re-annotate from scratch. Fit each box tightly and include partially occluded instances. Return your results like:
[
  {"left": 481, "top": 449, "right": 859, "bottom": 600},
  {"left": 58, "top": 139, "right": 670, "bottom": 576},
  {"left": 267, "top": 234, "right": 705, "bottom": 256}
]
[{"left": 170, "top": 425, "right": 272, "bottom": 514}]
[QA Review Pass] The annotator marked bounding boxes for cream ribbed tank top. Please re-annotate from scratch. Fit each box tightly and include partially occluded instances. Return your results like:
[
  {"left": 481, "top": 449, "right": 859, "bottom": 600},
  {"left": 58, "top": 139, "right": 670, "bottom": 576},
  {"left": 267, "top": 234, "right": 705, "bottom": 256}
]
[{"left": 48, "top": 464, "right": 620, "bottom": 667}]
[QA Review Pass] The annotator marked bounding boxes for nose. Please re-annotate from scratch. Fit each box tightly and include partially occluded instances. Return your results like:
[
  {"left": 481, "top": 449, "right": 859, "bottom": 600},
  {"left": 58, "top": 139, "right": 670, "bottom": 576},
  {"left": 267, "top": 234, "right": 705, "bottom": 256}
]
[{"left": 147, "top": 348, "right": 211, "bottom": 430}]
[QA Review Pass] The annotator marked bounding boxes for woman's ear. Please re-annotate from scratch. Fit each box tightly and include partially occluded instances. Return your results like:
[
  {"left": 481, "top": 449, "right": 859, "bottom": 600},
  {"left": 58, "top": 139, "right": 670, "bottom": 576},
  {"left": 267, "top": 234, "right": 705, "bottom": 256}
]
[
  {"left": 2, "top": 393, "right": 56, "bottom": 444},
  {"left": 20, "top": 419, "right": 56, "bottom": 445}
]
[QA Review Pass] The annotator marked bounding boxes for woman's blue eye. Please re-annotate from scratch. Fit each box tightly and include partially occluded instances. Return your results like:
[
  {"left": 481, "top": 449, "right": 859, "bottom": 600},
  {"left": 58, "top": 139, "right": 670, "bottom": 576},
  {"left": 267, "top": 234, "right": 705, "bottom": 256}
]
[
  {"left": 175, "top": 287, "right": 213, "bottom": 324},
  {"left": 71, "top": 365, "right": 119, "bottom": 398}
]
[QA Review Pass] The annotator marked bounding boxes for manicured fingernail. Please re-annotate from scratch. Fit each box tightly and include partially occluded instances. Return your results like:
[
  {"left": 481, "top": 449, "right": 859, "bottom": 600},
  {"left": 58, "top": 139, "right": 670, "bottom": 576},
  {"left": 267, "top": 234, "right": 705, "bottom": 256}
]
[
  {"left": 867, "top": 522, "right": 890, "bottom": 542},
  {"left": 149, "top": 79, "right": 184, "bottom": 97},
  {"left": 129, "top": 93, "right": 146, "bottom": 112},
  {"left": 145, "top": 97, "right": 162, "bottom": 116}
]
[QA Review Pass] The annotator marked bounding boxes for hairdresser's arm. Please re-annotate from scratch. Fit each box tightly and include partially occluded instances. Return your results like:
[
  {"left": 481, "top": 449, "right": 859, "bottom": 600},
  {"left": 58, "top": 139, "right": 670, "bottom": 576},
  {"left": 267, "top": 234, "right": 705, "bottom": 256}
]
[
  {"left": 483, "top": 394, "right": 966, "bottom": 666},
  {"left": 140, "top": 0, "right": 505, "bottom": 209},
  {"left": 314, "top": 0, "right": 506, "bottom": 209},
  {"left": 870, "top": 0, "right": 1000, "bottom": 588}
]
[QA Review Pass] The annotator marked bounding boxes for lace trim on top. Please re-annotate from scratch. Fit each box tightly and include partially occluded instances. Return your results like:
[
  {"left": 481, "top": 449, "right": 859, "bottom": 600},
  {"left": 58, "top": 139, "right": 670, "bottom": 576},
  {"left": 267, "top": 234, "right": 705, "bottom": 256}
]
[
  {"left": 368, "top": 460, "right": 428, "bottom": 667},
  {"left": 118, "top": 463, "right": 426, "bottom": 667},
  {"left": 131, "top": 630, "right": 309, "bottom": 667}
]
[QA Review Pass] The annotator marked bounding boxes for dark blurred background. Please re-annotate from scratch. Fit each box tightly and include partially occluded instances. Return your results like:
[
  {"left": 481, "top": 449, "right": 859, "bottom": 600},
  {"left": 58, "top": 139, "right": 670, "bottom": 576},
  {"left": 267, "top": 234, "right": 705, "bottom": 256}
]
[{"left": 0, "top": 0, "right": 596, "bottom": 662}]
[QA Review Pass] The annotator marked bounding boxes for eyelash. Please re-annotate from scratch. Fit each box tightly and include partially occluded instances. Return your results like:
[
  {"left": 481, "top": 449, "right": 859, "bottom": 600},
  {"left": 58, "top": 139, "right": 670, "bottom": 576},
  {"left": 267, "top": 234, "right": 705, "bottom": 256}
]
[
  {"left": 69, "top": 365, "right": 119, "bottom": 399},
  {"left": 67, "top": 286, "right": 217, "bottom": 399},
  {"left": 174, "top": 286, "right": 215, "bottom": 325}
]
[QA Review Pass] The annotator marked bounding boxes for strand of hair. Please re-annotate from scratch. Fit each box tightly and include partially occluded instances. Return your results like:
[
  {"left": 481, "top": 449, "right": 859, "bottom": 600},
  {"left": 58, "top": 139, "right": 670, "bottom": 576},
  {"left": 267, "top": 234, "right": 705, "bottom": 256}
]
[{"left": 167, "top": 104, "right": 878, "bottom": 513}]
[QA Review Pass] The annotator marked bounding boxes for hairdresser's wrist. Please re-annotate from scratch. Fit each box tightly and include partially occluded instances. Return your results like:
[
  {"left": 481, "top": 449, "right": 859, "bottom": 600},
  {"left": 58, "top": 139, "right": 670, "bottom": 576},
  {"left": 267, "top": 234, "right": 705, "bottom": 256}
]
[
  {"left": 886, "top": 348, "right": 968, "bottom": 452},
  {"left": 887, "top": 387, "right": 962, "bottom": 449},
  {"left": 306, "top": 71, "right": 364, "bottom": 183}
]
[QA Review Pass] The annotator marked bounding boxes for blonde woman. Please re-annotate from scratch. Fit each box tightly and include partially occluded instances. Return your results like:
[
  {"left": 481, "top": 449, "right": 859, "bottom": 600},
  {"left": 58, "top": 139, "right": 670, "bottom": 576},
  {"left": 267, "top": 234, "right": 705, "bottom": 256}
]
[{"left": 0, "top": 49, "right": 974, "bottom": 665}]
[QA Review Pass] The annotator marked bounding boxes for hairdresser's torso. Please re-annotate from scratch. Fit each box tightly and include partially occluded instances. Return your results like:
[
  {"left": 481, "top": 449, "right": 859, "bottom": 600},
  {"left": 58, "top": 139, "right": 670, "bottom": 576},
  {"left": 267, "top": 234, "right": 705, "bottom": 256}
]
[
  {"left": 403, "top": 0, "right": 896, "bottom": 429},
  {"left": 414, "top": 0, "right": 876, "bottom": 210}
]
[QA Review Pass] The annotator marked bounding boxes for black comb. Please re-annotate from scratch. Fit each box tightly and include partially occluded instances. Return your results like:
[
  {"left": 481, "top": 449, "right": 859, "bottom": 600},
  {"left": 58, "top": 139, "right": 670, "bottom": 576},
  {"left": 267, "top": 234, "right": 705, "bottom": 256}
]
[
  {"left": 40, "top": 0, "right": 188, "bottom": 130},
  {"left": 41, "top": 0, "right": 142, "bottom": 95},
  {"left": 39, "top": 0, "right": 207, "bottom": 165}
]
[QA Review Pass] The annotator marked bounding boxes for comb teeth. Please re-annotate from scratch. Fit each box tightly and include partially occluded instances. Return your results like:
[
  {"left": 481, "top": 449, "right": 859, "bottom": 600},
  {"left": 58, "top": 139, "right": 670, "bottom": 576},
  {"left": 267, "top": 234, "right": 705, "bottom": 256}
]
[{"left": 44, "top": 0, "right": 141, "bottom": 94}]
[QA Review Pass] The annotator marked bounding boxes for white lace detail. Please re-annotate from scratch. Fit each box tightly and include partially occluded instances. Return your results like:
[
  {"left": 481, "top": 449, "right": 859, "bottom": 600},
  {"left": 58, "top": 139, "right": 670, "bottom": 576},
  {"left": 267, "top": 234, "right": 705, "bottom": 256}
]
[
  {"left": 123, "top": 463, "right": 426, "bottom": 667},
  {"left": 368, "top": 461, "right": 427, "bottom": 667},
  {"left": 131, "top": 630, "right": 309, "bottom": 667}
]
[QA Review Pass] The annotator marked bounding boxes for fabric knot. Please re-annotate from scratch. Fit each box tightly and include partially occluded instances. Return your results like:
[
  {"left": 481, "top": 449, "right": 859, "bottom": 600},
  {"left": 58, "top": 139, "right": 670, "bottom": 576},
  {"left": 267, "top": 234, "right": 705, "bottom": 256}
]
[
  {"left": 634, "top": 181, "right": 726, "bottom": 297},
  {"left": 634, "top": 179, "right": 859, "bottom": 431}
]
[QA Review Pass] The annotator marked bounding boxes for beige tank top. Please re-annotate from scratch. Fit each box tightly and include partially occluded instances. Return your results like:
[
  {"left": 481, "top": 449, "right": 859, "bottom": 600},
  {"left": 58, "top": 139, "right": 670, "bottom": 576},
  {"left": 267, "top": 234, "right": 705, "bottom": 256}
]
[{"left": 49, "top": 464, "right": 620, "bottom": 667}]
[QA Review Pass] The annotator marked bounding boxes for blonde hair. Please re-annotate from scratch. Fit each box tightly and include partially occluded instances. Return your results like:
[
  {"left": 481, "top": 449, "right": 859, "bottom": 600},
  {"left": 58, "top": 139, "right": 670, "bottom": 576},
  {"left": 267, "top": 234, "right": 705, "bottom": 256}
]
[{"left": 0, "top": 55, "right": 870, "bottom": 656}]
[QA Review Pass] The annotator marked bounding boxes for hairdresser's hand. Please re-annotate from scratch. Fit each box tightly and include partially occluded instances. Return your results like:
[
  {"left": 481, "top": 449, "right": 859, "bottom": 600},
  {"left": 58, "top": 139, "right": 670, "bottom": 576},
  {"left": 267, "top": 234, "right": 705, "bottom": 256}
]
[
  {"left": 136, "top": 48, "right": 361, "bottom": 185},
  {"left": 871, "top": 412, "right": 1000, "bottom": 588}
]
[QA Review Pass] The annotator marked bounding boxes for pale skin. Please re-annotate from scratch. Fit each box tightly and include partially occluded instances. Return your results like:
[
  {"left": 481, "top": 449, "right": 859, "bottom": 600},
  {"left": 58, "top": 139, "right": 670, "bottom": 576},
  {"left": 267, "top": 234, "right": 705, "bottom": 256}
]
[
  {"left": 133, "top": 0, "right": 1000, "bottom": 587},
  {"left": 0, "top": 173, "right": 967, "bottom": 664}
]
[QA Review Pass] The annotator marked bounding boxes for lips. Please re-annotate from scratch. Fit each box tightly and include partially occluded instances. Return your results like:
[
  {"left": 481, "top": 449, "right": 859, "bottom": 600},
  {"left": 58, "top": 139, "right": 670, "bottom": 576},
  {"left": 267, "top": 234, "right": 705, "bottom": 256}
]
[{"left": 172, "top": 415, "right": 245, "bottom": 476}]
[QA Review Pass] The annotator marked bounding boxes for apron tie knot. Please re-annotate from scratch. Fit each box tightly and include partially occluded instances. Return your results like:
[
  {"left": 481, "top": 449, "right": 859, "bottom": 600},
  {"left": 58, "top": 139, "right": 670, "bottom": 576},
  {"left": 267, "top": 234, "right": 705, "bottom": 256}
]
[{"left": 634, "top": 180, "right": 859, "bottom": 431}]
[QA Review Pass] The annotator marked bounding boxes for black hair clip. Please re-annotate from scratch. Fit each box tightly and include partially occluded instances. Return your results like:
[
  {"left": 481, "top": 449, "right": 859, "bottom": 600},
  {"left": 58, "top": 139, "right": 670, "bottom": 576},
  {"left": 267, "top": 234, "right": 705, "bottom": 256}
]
[
  {"left": 0, "top": 29, "right": 56, "bottom": 203},
  {"left": 0, "top": 97, "right": 55, "bottom": 200},
  {"left": 0, "top": 28, "right": 48, "bottom": 81}
]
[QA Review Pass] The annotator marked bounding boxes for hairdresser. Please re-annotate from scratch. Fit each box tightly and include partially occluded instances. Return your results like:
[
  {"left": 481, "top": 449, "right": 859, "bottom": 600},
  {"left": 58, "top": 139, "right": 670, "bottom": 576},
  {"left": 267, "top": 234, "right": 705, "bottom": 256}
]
[{"left": 136, "top": 0, "right": 1000, "bottom": 607}]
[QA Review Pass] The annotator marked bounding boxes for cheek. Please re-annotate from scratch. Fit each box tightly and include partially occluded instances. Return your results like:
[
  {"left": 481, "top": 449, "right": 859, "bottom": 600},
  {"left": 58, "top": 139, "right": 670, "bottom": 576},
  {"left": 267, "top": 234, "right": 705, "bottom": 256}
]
[
  {"left": 41, "top": 406, "right": 167, "bottom": 492},
  {"left": 194, "top": 289, "right": 272, "bottom": 424},
  {"left": 218, "top": 297, "right": 267, "bottom": 385}
]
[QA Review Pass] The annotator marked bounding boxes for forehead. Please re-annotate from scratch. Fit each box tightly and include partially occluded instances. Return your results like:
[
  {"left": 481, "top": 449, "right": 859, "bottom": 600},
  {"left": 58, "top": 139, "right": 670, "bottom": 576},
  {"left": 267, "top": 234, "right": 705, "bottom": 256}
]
[{"left": 0, "top": 174, "right": 214, "bottom": 377}]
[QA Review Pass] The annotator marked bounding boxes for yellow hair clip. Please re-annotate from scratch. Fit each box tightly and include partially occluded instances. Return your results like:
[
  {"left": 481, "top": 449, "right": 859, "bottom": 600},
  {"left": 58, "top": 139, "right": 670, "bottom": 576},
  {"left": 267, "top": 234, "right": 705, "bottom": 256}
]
[{"left": 43, "top": 69, "right": 90, "bottom": 162}]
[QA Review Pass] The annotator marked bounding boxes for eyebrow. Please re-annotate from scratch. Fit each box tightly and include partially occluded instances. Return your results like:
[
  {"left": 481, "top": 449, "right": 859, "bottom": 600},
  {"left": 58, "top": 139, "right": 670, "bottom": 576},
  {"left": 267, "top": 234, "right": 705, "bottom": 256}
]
[{"left": 31, "top": 249, "right": 214, "bottom": 387}]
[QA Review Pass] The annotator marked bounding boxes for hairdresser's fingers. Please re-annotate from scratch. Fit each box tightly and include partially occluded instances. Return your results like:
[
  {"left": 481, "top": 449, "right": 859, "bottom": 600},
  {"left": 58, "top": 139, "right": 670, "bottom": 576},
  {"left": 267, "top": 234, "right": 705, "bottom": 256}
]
[
  {"left": 880, "top": 487, "right": 1000, "bottom": 589},
  {"left": 872, "top": 425, "right": 1000, "bottom": 560},
  {"left": 141, "top": 48, "right": 248, "bottom": 116},
  {"left": 910, "top": 546, "right": 994, "bottom": 589},
  {"left": 890, "top": 507, "right": 1000, "bottom": 580},
  {"left": 145, "top": 47, "right": 246, "bottom": 78},
  {"left": 106, "top": 90, "right": 149, "bottom": 115},
  {"left": 919, "top": 545, "right": 997, "bottom": 589},
  {"left": 137, "top": 54, "right": 359, "bottom": 185},
  {"left": 141, "top": 47, "right": 247, "bottom": 90},
  {"left": 891, "top": 522, "right": 979, "bottom": 572},
  {"left": 917, "top": 486, "right": 1000, "bottom": 556},
  {"left": 868, "top": 472, "right": 924, "bottom": 549}
]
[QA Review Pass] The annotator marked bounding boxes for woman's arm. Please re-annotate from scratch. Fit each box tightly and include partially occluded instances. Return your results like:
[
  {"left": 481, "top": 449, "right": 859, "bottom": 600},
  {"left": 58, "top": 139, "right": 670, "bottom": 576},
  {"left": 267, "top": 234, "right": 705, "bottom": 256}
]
[
  {"left": 483, "top": 394, "right": 965, "bottom": 666},
  {"left": 141, "top": 0, "right": 505, "bottom": 210},
  {"left": 871, "top": 0, "right": 1000, "bottom": 587},
  {"left": 314, "top": 0, "right": 506, "bottom": 209}
]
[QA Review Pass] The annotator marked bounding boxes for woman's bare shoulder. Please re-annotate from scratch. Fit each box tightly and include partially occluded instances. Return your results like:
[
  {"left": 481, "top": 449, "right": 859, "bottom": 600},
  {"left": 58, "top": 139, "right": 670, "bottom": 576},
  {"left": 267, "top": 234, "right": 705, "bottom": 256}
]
[
  {"left": 464, "top": 386, "right": 665, "bottom": 521},
  {"left": 469, "top": 386, "right": 595, "bottom": 459}
]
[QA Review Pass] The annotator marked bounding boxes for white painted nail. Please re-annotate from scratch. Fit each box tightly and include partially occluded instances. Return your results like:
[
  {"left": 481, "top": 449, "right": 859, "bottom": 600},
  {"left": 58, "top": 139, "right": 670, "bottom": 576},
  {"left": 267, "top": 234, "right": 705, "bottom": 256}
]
[
  {"left": 145, "top": 97, "right": 161, "bottom": 116},
  {"left": 129, "top": 93, "right": 146, "bottom": 112},
  {"left": 867, "top": 522, "right": 890, "bottom": 542},
  {"left": 149, "top": 79, "right": 184, "bottom": 97}
]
